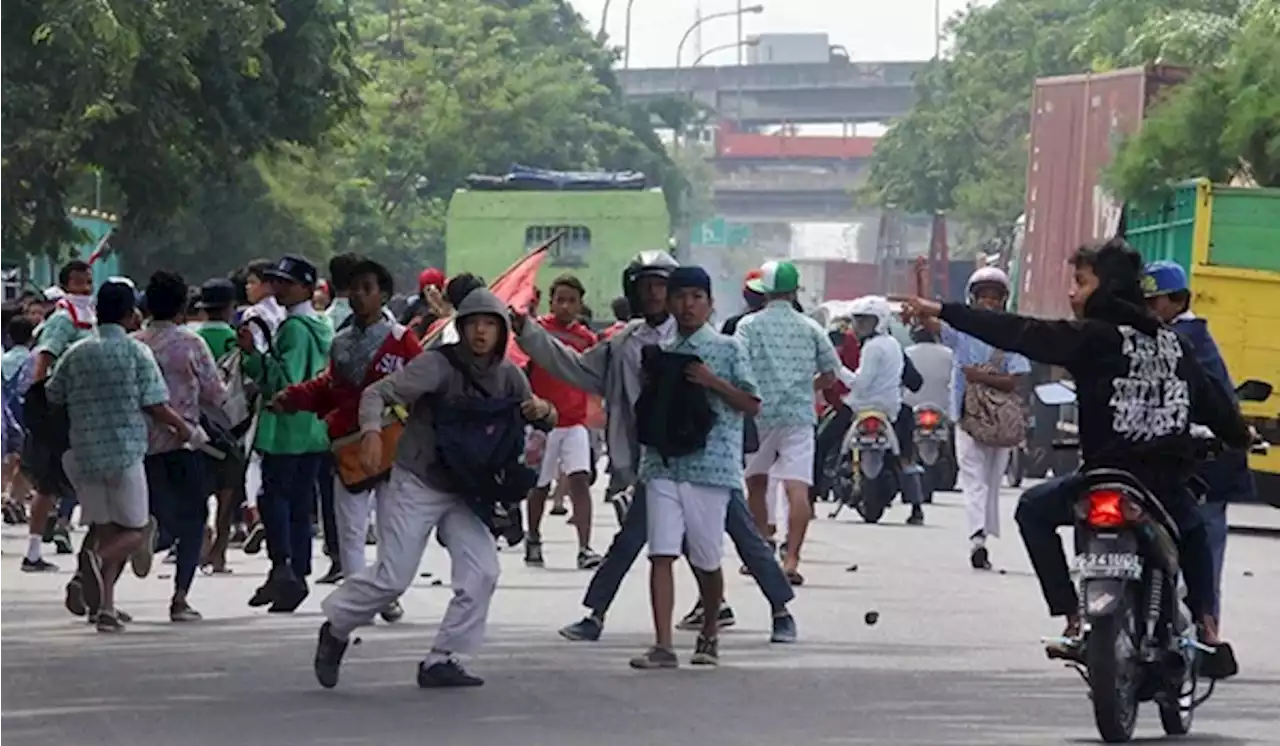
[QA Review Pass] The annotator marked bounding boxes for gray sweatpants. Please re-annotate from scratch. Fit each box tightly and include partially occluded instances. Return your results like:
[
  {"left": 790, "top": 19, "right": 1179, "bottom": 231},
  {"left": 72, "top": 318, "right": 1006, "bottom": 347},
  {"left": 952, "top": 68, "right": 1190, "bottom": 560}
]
[{"left": 322, "top": 467, "right": 500, "bottom": 655}]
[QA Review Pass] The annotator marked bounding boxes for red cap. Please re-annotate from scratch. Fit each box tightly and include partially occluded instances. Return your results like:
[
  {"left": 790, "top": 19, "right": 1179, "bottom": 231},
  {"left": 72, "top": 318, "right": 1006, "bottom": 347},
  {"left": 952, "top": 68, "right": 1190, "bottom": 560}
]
[
  {"left": 743, "top": 268, "right": 764, "bottom": 290},
  {"left": 418, "top": 267, "right": 445, "bottom": 291}
]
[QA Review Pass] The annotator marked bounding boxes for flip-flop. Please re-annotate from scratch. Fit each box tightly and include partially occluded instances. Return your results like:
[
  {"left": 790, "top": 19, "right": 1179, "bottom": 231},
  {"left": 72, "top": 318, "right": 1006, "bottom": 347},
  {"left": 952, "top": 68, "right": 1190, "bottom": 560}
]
[{"left": 785, "top": 570, "right": 805, "bottom": 587}]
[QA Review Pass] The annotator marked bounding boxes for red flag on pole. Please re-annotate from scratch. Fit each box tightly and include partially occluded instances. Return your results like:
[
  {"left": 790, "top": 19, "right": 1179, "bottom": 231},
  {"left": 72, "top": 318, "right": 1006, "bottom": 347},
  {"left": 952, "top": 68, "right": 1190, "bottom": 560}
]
[{"left": 421, "top": 242, "right": 552, "bottom": 366}]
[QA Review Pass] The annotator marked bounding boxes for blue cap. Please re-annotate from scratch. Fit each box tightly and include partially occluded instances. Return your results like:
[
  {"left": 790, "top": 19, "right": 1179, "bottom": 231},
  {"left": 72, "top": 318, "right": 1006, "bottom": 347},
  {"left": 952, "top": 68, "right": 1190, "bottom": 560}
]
[
  {"left": 667, "top": 266, "right": 712, "bottom": 297},
  {"left": 1141, "top": 261, "right": 1188, "bottom": 298}
]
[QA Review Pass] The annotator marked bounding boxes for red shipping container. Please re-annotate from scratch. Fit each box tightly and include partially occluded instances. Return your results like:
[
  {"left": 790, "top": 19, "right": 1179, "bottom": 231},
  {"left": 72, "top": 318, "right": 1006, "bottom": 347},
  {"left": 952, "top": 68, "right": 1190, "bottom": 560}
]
[
  {"left": 1019, "top": 66, "right": 1189, "bottom": 319},
  {"left": 823, "top": 261, "right": 880, "bottom": 301}
]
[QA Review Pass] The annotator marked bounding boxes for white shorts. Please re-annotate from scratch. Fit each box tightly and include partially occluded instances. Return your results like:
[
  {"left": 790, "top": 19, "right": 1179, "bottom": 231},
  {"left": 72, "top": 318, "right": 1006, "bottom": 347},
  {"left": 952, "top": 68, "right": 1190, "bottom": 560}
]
[
  {"left": 537, "top": 425, "right": 592, "bottom": 487},
  {"left": 62, "top": 452, "right": 149, "bottom": 529},
  {"left": 645, "top": 478, "right": 730, "bottom": 571},
  {"left": 745, "top": 425, "right": 815, "bottom": 486}
]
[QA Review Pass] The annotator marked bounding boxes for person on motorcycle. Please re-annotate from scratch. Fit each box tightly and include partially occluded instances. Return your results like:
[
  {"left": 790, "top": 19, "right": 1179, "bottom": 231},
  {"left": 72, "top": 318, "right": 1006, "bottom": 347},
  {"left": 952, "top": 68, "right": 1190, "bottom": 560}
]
[
  {"left": 837, "top": 296, "right": 926, "bottom": 524},
  {"left": 1143, "top": 260, "right": 1255, "bottom": 623},
  {"left": 894, "top": 239, "right": 1249, "bottom": 680}
]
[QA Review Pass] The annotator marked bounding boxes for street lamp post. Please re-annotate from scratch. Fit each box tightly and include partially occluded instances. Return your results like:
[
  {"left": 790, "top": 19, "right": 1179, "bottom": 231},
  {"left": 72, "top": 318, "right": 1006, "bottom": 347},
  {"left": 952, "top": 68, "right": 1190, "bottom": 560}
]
[
  {"left": 675, "top": 4, "right": 763, "bottom": 71},
  {"left": 691, "top": 38, "right": 759, "bottom": 68},
  {"left": 623, "top": 0, "right": 639, "bottom": 68}
]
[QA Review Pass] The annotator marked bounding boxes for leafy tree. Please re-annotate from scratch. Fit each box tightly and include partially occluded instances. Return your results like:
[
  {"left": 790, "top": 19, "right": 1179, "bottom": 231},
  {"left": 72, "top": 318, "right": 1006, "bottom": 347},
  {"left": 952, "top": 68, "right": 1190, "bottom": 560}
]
[
  {"left": 323, "top": 0, "right": 679, "bottom": 286},
  {"left": 1105, "top": 0, "right": 1280, "bottom": 198},
  {"left": 2, "top": 0, "right": 362, "bottom": 260}
]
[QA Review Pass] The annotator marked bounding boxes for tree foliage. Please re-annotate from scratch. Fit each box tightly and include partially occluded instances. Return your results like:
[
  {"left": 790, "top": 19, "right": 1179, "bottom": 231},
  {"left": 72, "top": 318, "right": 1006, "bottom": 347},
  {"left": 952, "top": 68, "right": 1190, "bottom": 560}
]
[
  {"left": 2, "top": 0, "right": 363, "bottom": 259},
  {"left": 1105, "top": 0, "right": 1280, "bottom": 199}
]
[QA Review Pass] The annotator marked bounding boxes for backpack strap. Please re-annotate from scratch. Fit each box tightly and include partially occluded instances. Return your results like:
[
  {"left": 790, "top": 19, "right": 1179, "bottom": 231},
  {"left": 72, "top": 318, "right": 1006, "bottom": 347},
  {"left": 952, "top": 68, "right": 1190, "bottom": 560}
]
[{"left": 439, "top": 344, "right": 492, "bottom": 399}]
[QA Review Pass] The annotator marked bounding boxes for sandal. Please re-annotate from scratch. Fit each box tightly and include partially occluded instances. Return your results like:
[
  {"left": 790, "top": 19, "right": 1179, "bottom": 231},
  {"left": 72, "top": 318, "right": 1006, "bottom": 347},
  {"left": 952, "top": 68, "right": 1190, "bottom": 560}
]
[
  {"left": 1198, "top": 641, "right": 1239, "bottom": 680},
  {"left": 785, "top": 569, "right": 805, "bottom": 587}
]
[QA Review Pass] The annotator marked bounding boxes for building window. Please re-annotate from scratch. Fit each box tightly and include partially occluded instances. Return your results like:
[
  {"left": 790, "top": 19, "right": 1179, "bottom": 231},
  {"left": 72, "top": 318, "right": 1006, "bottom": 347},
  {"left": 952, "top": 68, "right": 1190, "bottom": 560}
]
[{"left": 525, "top": 225, "right": 591, "bottom": 266}]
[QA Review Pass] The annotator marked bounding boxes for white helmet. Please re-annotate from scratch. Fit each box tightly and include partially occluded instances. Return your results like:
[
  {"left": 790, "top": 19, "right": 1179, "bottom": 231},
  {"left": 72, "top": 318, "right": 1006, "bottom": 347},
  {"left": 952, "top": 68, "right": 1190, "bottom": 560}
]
[
  {"left": 966, "top": 266, "right": 1011, "bottom": 303},
  {"left": 42, "top": 285, "right": 66, "bottom": 301},
  {"left": 848, "top": 295, "right": 892, "bottom": 335}
]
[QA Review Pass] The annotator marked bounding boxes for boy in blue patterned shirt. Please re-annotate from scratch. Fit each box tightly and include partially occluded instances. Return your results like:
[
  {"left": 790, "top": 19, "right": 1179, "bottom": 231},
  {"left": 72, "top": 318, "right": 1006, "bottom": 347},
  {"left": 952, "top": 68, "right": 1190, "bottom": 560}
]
[{"left": 631, "top": 266, "right": 761, "bottom": 670}]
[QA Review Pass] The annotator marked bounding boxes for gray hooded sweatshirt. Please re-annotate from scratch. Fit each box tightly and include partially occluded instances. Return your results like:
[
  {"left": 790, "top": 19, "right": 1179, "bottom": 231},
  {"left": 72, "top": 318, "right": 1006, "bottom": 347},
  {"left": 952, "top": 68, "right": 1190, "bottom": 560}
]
[{"left": 358, "top": 288, "right": 547, "bottom": 493}]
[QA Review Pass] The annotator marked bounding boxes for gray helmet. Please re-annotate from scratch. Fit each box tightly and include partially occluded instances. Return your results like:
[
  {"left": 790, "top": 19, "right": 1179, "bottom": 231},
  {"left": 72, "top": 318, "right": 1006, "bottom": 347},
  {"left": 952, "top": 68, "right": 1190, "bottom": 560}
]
[{"left": 622, "top": 250, "right": 679, "bottom": 311}]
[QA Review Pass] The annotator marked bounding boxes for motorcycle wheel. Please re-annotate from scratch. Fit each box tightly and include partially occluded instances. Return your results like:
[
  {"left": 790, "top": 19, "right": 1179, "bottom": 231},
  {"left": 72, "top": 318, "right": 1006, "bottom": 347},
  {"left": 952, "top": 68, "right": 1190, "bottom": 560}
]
[
  {"left": 1087, "top": 601, "right": 1142, "bottom": 743},
  {"left": 857, "top": 472, "right": 889, "bottom": 524},
  {"left": 1158, "top": 637, "right": 1196, "bottom": 735}
]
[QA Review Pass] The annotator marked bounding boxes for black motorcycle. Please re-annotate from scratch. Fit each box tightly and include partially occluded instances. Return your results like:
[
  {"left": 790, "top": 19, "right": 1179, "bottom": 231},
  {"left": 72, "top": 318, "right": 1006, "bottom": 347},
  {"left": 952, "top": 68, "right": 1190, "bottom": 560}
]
[{"left": 1034, "top": 378, "right": 1272, "bottom": 743}]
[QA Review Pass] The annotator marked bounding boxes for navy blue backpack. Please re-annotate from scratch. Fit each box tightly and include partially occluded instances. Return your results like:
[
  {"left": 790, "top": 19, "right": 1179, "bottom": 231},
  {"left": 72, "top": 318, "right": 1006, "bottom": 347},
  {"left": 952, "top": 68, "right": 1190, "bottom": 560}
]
[{"left": 432, "top": 345, "right": 537, "bottom": 543}]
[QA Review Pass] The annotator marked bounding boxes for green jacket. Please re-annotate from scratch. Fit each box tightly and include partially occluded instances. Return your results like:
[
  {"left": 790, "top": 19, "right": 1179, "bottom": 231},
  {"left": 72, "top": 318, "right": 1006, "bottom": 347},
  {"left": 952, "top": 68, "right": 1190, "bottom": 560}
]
[
  {"left": 244, "top": 314, "right": 333, "bottom": 454},
  {"left": 192, "top": 321, "right": 237, "bottom": 361}
]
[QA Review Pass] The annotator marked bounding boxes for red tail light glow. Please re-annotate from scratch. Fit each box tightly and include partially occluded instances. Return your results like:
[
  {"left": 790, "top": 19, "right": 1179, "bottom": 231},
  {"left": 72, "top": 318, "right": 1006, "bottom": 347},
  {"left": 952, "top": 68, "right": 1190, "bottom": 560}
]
[
  {"left": 1086, "top": 490, "right": 1127, "bottom": 528},
  {"left": 858, "top": 417, "right": 882, "bottom": 434},
  {"left": 916, "top": 409, "right": 941, "bottom": 428}
]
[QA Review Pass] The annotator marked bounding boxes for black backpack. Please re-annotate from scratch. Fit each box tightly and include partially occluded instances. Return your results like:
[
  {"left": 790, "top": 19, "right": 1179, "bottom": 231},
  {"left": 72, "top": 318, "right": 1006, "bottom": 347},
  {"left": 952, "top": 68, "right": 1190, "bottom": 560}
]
[
  {"left": 635, "top": 345, "right": 716, "bottom": 465},
  {"left": 432, "top": 345, "right": 536, "bottom": 543}
]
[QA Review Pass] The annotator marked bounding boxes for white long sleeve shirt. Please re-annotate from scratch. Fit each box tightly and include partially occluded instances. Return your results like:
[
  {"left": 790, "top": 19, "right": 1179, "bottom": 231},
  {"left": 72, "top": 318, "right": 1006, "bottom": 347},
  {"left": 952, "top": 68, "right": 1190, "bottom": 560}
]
[{"left": 839, "top": 334, "right": 904, "bottom": 416}]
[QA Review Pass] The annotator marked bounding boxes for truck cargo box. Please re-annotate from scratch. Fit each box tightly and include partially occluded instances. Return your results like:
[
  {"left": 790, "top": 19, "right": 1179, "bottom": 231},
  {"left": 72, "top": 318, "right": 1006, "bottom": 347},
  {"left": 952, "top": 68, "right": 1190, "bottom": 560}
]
[{"left": 1018, "top": 66, "right": 1190, "bottom": 319}]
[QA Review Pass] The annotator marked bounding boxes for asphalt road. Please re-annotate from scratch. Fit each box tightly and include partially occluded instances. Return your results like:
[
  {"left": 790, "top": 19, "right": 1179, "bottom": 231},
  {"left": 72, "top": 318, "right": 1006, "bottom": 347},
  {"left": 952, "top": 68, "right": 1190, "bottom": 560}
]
[{"left": 3, "top": 486, "right": 1278, "bottom": 746}]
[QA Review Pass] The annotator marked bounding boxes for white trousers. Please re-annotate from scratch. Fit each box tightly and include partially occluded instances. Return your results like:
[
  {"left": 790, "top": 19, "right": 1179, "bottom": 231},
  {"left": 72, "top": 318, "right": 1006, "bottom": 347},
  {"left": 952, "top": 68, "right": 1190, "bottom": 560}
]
[
  {"left": 334, "top": 479, "right": 375, "bottom": 576},
  {"left": 322, "top": 467, "right": 500, "bottom": 654},
  {"left": 955, "top": 428, "right": 1011, "bottom": 539}
]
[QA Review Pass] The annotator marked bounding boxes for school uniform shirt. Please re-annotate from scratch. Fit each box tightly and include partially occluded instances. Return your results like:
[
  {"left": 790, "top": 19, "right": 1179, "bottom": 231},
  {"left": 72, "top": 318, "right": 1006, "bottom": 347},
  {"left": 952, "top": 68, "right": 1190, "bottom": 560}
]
[
  {"left": 904, "top": 341, "right": 954, "bottom": 412},
  {"left": 134, "top": 321, "right": 228, "bottom": 454},
  {"left": 45, "top": 324, "right": 170, "bottom": 479},
  {"left": 32, "top": 307, "right": 94, "bottom": 362},
  {"left": 638, "top": 324, "right": 759, "bottom": 490},
  {"left": 326, "top": 297, "right": 353, "bottom": 332},
  {"left": 528, "top": 315, "right": 597, "bottom": 428},
  {"left": 734, "top": 300, "right": 840, "bottom": 429}
]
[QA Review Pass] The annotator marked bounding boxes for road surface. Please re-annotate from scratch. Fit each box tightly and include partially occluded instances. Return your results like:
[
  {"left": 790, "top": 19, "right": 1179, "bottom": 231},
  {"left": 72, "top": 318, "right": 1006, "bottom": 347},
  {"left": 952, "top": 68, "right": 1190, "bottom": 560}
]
[{"left": 3, "top": 486, "right": 1278, "bottom": 745}]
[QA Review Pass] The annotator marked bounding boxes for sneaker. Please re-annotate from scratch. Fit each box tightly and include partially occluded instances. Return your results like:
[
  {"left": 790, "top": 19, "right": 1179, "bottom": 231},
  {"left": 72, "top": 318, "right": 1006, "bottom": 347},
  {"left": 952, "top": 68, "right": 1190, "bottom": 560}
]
[
  {"left": 21, "top": 557, "right": 59, "bottom": 573},
  {"left": 316, "top": 561, "right": 343, "bottom": 585},
  {"left": 162, "top": 549, "right": 178, "bottom": 565},
  {"left": 269, "top": 580, "right": 309, "bottom": 613},
  {"left": 380, "top": 599, "right": 405, "bottom": 623},
  {"left": 64, "top": 578, "right": 87, "bottom": 617},
  {"left": 314, "top": 622, "right": 350, "bottom": 689},
  {"left": 691, "top": 635, "right": 720, "bottom": 666},
  {"left": 609, "top": 491, "right": 632, "bottom": 526},
  {"left": 970, "top": 545, "right": 992, "bottom": 571},
  {"left": 629, "top": 646, "right": 678, "bottom": 670},
  {"left": 677, "top": 604, "right": 737, "bottom": 632},
  {"left": 131, "top": 517, "right": 157, "bottom": 578},
  {"left": 559, "top": 616, "right": 603, "bottom": 642},
  {"left": 78, "top": 551, "right": 104, "bottom": 612},
  {"left": 170, "top": 601, "right": 203, "bottom": 622},
  {"left": 1198, "top": 641, "right": 1239, "bottom": 680},
  {"left": 229, "top": 525, "right": 248, "bottom": 547},
  {"left": 576, "top": 548, "right": 602, "bottom": 570},
  {"left": 52, "top": 528, "right": 74, "bottom": 554},
  {"left": 248, "top": 581, "right": 276, "bottom": 608},
  {"left": 96, "top": 610, "right": 126, "bottom": 633},
  {"left": 417, "top": 658, "right": 484, "bottom": 688},
  {"left": 243, "top": 522, "right": 266, "bottom": 555},
  {"left": 524, "top": 540, "right": 544, "bottom": 567},
  {"left": 907, "top": 506, "right": 925, "bottom": 526},
  {"left": 771, "top": 612, "right": 798, "bottom": 643}
]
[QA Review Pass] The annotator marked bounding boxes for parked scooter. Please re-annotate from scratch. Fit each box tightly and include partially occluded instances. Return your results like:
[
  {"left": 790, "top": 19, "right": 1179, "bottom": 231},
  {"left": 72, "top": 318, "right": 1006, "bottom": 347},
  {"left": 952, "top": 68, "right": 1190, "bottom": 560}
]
[
  {"left": 1034, "top": 378, "right": 1272, "bottom": 743},
  {"left": 829, "top": 409, "right": 897, "bottom": 523}
]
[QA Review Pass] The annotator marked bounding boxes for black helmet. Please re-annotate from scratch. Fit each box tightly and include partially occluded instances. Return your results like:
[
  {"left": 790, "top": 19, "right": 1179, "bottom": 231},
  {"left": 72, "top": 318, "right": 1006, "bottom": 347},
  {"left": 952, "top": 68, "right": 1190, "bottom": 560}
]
[{"left": 621, "top": 250, "right": 678, "bottom": 314}]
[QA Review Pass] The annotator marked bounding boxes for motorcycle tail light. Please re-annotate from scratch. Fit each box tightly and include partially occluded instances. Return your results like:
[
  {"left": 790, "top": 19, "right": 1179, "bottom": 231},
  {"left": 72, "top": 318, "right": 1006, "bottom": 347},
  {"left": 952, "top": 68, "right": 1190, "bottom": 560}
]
[
  {"left": 916, "top": 409, "right": 941, "bottom": 428},
  {"left": 1085, "top": 490, "right": 1127, "bottom": 528},
  {"left": 858, "top": 417, "right": 882, "bottom": 434}
]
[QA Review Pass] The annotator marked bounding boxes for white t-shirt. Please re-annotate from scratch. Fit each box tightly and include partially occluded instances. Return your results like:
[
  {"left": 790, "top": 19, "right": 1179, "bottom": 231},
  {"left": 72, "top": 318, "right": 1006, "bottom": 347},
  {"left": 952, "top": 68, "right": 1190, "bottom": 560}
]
[
  {"left": 904, "top": 342, "right": 954, "bottom": 413},
  {"left": 241, "top": 297, "right": 286, "bottom": 353}
]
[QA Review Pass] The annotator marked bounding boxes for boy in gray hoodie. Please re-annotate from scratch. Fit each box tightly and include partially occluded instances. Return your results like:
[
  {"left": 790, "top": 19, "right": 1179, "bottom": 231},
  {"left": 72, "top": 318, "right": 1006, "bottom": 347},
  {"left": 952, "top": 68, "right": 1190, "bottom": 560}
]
[{"left": 313, "top": 288, "right": 556, "bottom": 689}]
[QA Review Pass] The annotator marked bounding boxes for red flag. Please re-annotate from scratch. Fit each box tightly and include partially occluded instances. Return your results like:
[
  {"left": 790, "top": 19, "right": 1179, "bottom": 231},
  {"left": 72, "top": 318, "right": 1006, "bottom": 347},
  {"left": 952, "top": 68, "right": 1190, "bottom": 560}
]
[
  {"left": 421, "top": 245, "right": 550, "bottom": 366},
  {"left": 491, "top": 246, "right": 548, "bottom": 367}
]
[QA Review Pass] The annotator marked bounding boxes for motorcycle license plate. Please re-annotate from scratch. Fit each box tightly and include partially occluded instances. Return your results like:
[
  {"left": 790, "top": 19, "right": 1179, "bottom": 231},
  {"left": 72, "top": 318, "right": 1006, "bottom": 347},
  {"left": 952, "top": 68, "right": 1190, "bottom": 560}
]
[{"left": 1078, "top": 552, "right": 1143, "bottom": 580}]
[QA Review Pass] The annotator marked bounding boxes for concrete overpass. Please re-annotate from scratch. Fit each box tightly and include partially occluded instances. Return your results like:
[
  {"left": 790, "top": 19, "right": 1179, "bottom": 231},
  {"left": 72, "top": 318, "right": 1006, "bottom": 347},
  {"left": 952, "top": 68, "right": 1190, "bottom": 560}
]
[{"left": 618, "top": 60, "right": 929, "bottom": 125}]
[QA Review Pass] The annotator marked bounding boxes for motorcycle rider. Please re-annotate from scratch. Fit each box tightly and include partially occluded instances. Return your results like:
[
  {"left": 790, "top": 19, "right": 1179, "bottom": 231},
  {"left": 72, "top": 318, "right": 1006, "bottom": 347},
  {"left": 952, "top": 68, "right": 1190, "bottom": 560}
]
[
  {"left": 894, "top": 238, "right": 1249, "bottom": 680},
  {"left": 837, "top": 297, "right": 926, "bottom": 523},
  {"left": 1142, "top": 260, "right": 1255, "bottom": 623}
]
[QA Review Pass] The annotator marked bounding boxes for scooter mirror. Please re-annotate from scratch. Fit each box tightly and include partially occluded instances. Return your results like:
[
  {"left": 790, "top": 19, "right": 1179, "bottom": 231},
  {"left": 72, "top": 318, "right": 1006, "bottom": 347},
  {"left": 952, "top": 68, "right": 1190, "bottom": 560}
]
[
  {"left": 1034, "top": 381, "right": 1077, "bottom": 406},
  {"left": 1235, "top": 379, "right": 1273, "bottom": 403}
]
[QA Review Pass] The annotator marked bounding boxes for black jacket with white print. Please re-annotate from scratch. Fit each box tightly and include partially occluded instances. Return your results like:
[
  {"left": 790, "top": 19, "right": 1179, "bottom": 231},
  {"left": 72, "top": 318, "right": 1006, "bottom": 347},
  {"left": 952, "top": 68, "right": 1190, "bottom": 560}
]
[{"left": 937, "top": 297, "right": 1250, "bottom": 483}]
